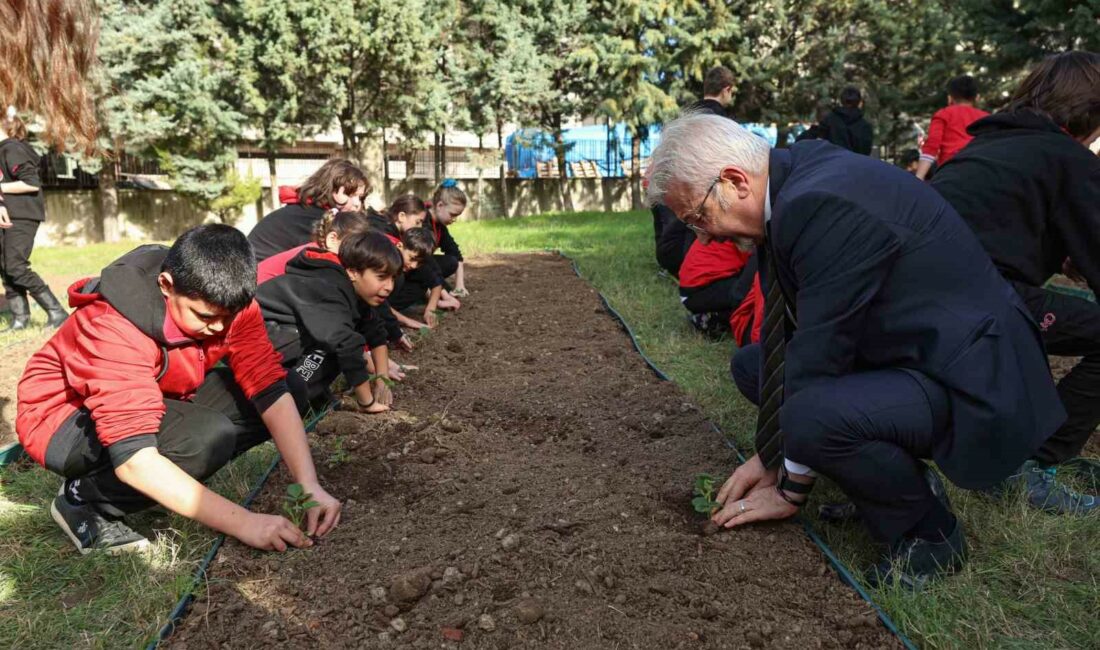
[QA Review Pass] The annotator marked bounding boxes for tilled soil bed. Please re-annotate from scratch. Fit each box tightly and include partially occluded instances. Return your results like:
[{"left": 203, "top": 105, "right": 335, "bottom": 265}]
[{"left": 169, "top": 253, "right": 897, "bottom": 650}]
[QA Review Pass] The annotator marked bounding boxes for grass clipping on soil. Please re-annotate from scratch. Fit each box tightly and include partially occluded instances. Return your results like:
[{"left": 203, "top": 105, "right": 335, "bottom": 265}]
[{"left": 168, "top": 254, "right": 895, "bottom": 649}]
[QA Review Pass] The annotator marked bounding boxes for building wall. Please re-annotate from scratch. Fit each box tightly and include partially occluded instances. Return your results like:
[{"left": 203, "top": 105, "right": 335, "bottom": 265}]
[{"left": 34, "top": 179, "right": 635, "bottom": 247}]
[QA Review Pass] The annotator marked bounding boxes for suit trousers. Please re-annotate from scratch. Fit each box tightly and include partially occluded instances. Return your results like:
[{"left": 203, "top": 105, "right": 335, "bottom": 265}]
[{"left": 731, "top": 344, "right": 953, "bottom": 543}]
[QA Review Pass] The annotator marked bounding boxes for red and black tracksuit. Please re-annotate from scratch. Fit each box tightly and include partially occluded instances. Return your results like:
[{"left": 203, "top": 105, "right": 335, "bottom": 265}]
[
  {"left": 257, "top": 247, "right": 388, "bottom": 404},
  {"left": 17, "top": 245, "right": 288, "bottom": 517},
  {"left": 678, "top": 239, "right": 761, "bottom": 345},
  {"left": 365, "top": 210, "right": 417, "bottom": 339},
  {"left": 390, "top": 208, "right": 459, "bottom": 311},
  {"left": 932, "top": 110, "right": 1100, "bottom": 464},
  {"left": 246, "top": 186, "right": 328, "bottom": 262}
]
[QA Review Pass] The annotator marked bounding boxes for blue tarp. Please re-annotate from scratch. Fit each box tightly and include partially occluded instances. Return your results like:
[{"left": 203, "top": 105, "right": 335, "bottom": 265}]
[{"left": 506, "top": 121, "right": 777, "bottom": 178}]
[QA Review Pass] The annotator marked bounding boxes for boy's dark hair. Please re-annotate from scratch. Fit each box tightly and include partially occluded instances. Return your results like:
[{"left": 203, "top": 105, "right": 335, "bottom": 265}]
[
  {"left": 339, "top": 231, "right": 403, "bottom": 277},
  {"left": 312, "top": 210, "right": 371, "bottom": 247},
  {"left": 386, "top": 194, "right": 427, "bottom": 222},
  {"left": 297, "top": 158, "right": 369, "bottom": 210},
  {"left": 1005, "top": 51, "right": 1100, "bottom": 140},
  {"left": 840, "top": 86, "right": 862, "bottom": 108},
  {"left": 899, "top": 148, "right": 920, "bottom": 166},
  {"left": 401, "top": 226, "right": 436, "bottom": 263},
  {"left": 703, "top": 66, "right": 736, "bottom": 97},
  {"left": 946, "top": 75, "right": 978, "bottom": 101},
  {"left": 162, "top": 224, "right": 256, "bottom": 313}
]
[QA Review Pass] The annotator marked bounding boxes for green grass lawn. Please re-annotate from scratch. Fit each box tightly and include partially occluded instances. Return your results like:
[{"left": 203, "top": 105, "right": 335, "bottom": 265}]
[
  {"left": 2, "top": 219, "right": 1096, "bottom": 648},
  {"left": 453, "top": 211, "right": 1099, "bottom": 650}
]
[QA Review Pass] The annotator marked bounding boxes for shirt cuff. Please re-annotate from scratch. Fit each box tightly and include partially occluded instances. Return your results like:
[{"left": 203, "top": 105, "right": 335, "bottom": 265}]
[
  {"left": 918, "top": 153, "right": 937, "bottom": 164},
  {"left": 784, "top": 458, "right": 817, "bottom": 477},
  {"left": 251, "top": 378, "right": 289, "bottom": 413},
  {"left": 107, "top": 433, "right": 158, "bottom": 467}
]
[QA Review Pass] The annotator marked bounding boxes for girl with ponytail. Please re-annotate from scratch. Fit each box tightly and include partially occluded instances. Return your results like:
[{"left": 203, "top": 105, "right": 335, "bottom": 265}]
[{"left": 257, "top": 211, "right": 372, "bottom": 284}]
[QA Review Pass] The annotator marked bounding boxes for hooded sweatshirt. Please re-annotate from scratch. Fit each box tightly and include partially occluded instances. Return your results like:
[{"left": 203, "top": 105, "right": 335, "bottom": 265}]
[
  {"left": 17, "top": 245, "right": 287, "bottom": 467},
  {"left": 247, "top": 194, "right": 328, "bottom": 262},
  {"left": 822, "top": 106, "right": 874, "bottom": 155},
  {"left": 257, "top": 247, "right": 388, "bottom": 388},
  {"left": 932, "top": 110, "right": 1100, "bottom": 293}
]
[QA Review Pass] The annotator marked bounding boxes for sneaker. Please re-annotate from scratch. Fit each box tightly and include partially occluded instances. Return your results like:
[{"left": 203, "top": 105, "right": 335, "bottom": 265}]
[
  {"left": 1005, "top": 460, "right": 1098, "bottom": 515},
  {"left": 50, "top": 495, "right": 151, "bottom": 555},
  {"left": 866, "top": 519, "right": 968, "bottom": 590},
  {"left": 1060, "top": 457, "right": 1100, "bottom": 493}
]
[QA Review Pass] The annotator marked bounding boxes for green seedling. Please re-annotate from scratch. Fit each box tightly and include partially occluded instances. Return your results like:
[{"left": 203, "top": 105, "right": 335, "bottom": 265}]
[
  {"left": 692, "top": 473, "right": 720, "bottom": 515},
  {"left": 367, "top": 373, "right": 396, "bottom": 387},
  {"left": 283, "top": 483, "right": 320, "bottom": 530}
]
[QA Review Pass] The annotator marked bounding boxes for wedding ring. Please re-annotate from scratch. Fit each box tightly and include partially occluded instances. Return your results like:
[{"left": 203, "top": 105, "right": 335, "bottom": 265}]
[{"left": 739, "top": 501, "right": 746, "bottom": 513}]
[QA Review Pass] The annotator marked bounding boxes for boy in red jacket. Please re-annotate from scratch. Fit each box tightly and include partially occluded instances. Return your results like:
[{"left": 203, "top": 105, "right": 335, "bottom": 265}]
[
  {"left": 17, "top": 225, "right": 340, "bottom": 555},
  {"left": 915, "top": 75, "right": 989, "bottom": 180},
  {"left": 678, "top": 238, "right": 758, "bottom": 341}
]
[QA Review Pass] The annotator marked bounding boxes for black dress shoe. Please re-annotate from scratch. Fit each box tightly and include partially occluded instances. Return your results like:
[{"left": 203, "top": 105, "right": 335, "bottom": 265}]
[{"left": 866, "top": 518, "right": 968, "bottom": 590}]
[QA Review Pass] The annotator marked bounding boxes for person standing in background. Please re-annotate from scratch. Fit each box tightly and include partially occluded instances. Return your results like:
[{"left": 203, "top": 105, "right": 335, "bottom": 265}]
[
  {"left": 0, "top": 109, "right": 68, "bottom": 330},
  {"left": 822, "top": 87, "right": 874, "bottom": 155},
  {"left": 915, "top": 75, "right": 989, "bottom": 180}
]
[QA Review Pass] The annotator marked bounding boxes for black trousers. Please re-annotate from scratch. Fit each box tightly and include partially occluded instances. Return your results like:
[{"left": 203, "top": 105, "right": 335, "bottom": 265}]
[
  {"left": 435, "top": 253, "right": 459, "bottom": 281},
  {"left": 731, "top": 344, "right": 952, "bottom": 543},
  {"left": 43, "top": 368, "right": 271, "bottom": 518},
  {"left": 1014, "top": 283, "right": 1100, "bottom": 464},
  {"left": 680, "top": 259, "right": 758, "bottom": 316},
  {"left": 0, "top": 218, "right": 49, "bottom": 300}
]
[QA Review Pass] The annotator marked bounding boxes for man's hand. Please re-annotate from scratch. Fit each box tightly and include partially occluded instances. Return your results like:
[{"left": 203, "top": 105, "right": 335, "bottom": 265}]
[
  {"left": 301, "top": 482, "right": 341, "bottom": 538},
  {"left": 373, "top": 378, "right": 393, "bottom": 406},
  {"left": 0, "top": 206, "right": 11, "bottom": 228},
  {"left": 424, "top": 310, "right": 438, "bottom": 328},
  {"left": 236, "top": 512, "right": 311, "bottom": 551},
  {"left": 714, "top": 454, "right": 777, "bottom": 508},
  {"left": 712, "top": 482, "right": 799, "bottom": 528}
]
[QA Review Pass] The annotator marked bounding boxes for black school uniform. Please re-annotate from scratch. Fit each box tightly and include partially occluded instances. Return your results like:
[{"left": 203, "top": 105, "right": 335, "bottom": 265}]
[
  {"left": 389, "top": 208, "right": 453, "bottom": 311},
  {"left": 0, "top": 138, "right": 50, "bottom": 300},
  {"left": 365, "top": 209, "right": 413, "bottom": 338},
  {"left": 247, "top": 203, "right": 328, "bottom": 262},
  {"left": 257, "top": 247, "right": 387, "bottom": 403},
  {"left": 932, "top": 109, "right": 1100, "bottom": 464}
]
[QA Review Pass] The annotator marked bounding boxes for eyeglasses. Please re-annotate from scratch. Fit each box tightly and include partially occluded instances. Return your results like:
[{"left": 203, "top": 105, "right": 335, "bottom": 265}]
[{"left": 680, "top": 177, "right": 720, "bottom": 235}]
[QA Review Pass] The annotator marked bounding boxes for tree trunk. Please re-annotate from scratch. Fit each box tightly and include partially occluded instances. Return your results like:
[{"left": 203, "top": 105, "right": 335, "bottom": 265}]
[
  {"left": 94, "top": 154, "right": 120, "bottom": 243},
  {"left": 497, "top": 121, "right": 508, "bottom": 218},
  {"left": 630, "top": 132, "right": 642, "bottom": 210},
  {"left": 553, "top": 113, "right": 574, "bottom": 212},
  {"left": 266, "top": 152, "right": 279, "bottom": 211}
]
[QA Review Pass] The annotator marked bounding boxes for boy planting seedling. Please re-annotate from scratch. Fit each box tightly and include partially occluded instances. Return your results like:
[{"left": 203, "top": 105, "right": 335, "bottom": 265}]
[{"left": 17, "top": 225, "right": 340, "bottom": 554}]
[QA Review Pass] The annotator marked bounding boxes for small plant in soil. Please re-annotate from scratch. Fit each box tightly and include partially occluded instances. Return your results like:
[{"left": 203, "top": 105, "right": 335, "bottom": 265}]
[
  {"left": 692, "top": 473, "right": 720, "bottom": 515},
  {"left": 367, "top": 374, "right": 396, "bottom": 387},
  {"left": 326, "top": 437, "right": 351, "bottom": 467},
  {"left": 283, "top": 483, "right": 320, "bottom": 529}
]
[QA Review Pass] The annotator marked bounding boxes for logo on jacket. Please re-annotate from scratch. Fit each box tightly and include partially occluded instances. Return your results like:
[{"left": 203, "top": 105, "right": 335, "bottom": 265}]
[
  {"left": 296, "top": 351, "right": 326, "bottom": 381},
  {"left": 1040, "top": 312, "right": 1056, "bottom": 332}
]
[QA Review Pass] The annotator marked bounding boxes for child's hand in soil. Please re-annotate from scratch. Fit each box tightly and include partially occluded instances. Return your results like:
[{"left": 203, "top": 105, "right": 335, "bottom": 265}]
[
  {"left": 301, "top": 482, "right": 342, "bottom": 538},
  {"left": 712, "top": 482, "right": 799, "bottom": 529},
  {"left": 423, "top": 310, "right": 438, "bottom": 328},
  {"left": 373, "top": 379, "right": 394, "bottom": 406},
  {"left": 452, "top": 286, "right": 469, "bottom": 298},
  {"left": 388, "top": 360, "right": 417, "bottom": 381},
  {"left": 238, "top": 512, "right": 313, "bottom": 551},
  {"left": 359, "top": 399, "right": 390, "bottom": 414},
  {"left": 396, "top": 334, "right": 417, "bottom": 351}
]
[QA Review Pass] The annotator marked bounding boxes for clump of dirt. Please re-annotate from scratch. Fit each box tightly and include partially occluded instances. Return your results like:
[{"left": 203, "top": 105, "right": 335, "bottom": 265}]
[{"left": 167, "top": 253, "right": 900, "bottom": 649}]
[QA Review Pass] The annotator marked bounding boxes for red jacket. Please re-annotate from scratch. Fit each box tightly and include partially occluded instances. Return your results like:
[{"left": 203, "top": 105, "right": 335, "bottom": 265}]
[
  {"left": 729, "top": 274, "right": 764, "bottom": 345},
  {"left": 17, "top": 246, "right": 286, "bottom": 466},
  {"left": 257, "top": 244, "right": 308, "bottom": 285},
  {"left": 920, "top": 104, "right": 989, "bottom": 166},
  {"left": 679, "top": 239, "right": 752, "bottom": 289}
]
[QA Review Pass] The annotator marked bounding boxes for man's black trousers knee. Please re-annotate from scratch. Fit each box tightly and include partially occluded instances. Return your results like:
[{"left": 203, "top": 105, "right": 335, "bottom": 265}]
[
  {"left": 43, "top": 368, "right": 271, "bottom": 518},
  {"left": 731, "top": 344, "right": 952, "bottom": 543},
  {"left": 0, "top": 218, "right": 49, "bottom": 300},
  {"left": 1014, "top": 283, "right": 1100, "bottom": 464}
]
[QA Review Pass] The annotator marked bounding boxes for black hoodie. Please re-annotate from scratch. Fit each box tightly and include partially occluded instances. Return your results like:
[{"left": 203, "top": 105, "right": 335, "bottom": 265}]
[
  {"left": 822, "top": 106, "right": 874, "bottom": 155},
  {"left": 932, "top": 110, "right": 1100, "bottom": 293},
  {"left": 248, "top": 203, "right": 328, "bottom": 262},
  {"left": 0, "top": 138, "right": 44, "bottom": 221},
  {"left": 257, "top": 247, "right": 387, "bottom": 388}
]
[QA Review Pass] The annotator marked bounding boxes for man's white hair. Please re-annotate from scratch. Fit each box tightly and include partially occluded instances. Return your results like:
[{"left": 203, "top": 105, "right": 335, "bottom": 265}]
[{"left": 646, "top": 113, "right": 771, "bottom": 208}]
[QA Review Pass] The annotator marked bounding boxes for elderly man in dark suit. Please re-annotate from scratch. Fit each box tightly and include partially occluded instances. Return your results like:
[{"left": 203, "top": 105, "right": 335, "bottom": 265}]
[{"left": 646, "top": 113, "right": 1065, "bottom": 587}]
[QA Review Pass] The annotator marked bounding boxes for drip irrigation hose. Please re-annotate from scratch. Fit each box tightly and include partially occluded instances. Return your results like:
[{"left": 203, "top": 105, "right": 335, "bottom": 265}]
[
  {"left": 148, "top": 404, "right": 333, "bottom": 649},
  {"left": 555, "top": 250, "right": 918, "bottom": 650}
]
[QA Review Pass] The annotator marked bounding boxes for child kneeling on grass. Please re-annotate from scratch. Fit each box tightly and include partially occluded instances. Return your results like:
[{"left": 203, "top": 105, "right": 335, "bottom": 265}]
[
  {"left": 258, "top": 230, "right": 403, "bottom": 415},
  {"left": 678, "top": 238, "right": 758, "bottom": 340},
  {"left": 16, "top": 224, "right": 340, "bottom": 555}
]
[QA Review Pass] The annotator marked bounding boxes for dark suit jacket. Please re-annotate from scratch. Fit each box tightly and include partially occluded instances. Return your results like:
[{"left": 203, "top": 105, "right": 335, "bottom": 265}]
[{"left": 766, "top": 141, "right": 1064, "bottom": 489}]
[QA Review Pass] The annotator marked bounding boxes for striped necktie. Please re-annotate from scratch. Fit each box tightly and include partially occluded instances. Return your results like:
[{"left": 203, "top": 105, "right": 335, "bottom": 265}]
[{"left": 755, "top": 244, "right": 787, "bottom": 468}]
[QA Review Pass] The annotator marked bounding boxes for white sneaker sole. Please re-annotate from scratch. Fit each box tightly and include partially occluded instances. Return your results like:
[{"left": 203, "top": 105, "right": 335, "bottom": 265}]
[{"left": 50, "top": 499, "right": 152, "bottom": 556}]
